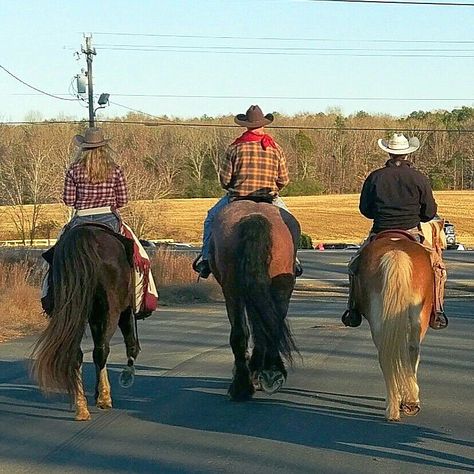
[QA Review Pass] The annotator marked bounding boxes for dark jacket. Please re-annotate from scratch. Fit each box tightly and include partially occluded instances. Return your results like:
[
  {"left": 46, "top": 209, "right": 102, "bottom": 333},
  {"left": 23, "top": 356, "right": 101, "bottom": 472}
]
[{"left": 359, "top": 158, "right": 437, "bottom": 232}]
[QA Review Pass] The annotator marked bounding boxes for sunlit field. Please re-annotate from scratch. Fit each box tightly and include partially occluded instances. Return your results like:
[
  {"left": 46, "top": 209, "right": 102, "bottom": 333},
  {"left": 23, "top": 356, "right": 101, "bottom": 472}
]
[{"left": 0, "top": 191, "right": 472, "bottom": 246}]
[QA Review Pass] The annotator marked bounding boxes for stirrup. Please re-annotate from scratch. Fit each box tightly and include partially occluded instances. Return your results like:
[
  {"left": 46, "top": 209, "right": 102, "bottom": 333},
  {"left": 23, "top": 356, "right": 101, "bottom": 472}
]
[{"left": 195, "top": 259, "right": 211, "bottom": 279}]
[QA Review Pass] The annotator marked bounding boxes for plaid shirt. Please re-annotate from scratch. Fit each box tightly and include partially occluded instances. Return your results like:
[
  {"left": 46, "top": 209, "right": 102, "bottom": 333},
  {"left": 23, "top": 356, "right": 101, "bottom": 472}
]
[
  {"left": 63, "top": 163, "right": 128, "bottom": 210},
  {"left": 219, "top": 140, "right": 290, "bottom": 198}
]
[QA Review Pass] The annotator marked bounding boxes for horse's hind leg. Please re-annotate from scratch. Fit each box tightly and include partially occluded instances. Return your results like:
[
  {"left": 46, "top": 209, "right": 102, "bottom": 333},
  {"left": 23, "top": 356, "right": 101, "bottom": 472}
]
[
  {"left": 226, "top": 295, "right": 253, "bottom": 401},
  {"left": 90, "top": 320, "right": 112, "bottom": 410},
  {"left": 256, "top": 275, "right": 295, "bottom": 394},
  {"left": 75, "top": 349, "right": 91, "bottom": 421},
  {"left": 401, "top": 307, "right": 423, "bottom": 417},
  {"left": 119, "top": 307, "right": 139, "bottom": 388}
]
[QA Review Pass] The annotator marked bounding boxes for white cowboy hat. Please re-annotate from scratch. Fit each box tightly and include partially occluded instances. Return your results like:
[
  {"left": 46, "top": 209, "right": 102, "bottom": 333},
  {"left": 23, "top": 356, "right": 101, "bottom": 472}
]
[{"left": 377, "top": 133, "right": 420, "bottom": 155}]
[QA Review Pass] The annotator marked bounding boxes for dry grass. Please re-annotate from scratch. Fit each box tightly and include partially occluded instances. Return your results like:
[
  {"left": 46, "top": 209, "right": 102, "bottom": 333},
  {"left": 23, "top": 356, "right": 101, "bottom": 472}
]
[
  {"left": 0, "top": 261, "right": 46, "bottom": 342},
  {"left": 151, "top": 248, "right": 222, "bottom": 304},
  {"left": 1, "top": 191, "right": 471, "bottom": 246}
]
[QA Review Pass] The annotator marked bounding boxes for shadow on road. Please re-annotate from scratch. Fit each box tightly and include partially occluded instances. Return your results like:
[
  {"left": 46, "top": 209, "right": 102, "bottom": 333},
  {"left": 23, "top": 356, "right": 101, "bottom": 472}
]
[{"left": 1, "top": 358, "right": 472, "bottom": 473}]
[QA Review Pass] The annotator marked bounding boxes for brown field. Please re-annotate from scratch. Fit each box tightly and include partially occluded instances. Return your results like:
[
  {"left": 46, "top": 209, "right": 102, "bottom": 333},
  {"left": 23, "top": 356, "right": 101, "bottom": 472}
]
[{"left": 0, "top": 191, "right": 473, "bottom": 246}]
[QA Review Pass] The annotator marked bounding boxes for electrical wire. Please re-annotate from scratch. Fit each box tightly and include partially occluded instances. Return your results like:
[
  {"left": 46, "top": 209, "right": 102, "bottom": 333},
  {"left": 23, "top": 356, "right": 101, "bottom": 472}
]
[
  {"left": 2, "top": 120, "right": 474, "bottom": 133},
  {"left": 0, "top": 64, "right": 78, "bottom": 102},
  {"left": 306, "top": 0, "right": 474, "bottom": 6}
]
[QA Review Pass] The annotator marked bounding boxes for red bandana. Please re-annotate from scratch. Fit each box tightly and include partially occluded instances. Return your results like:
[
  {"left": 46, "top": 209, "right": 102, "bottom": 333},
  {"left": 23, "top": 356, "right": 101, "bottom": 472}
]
[{"left": 232, "top": 131, "right": 277, "bottom": 150}]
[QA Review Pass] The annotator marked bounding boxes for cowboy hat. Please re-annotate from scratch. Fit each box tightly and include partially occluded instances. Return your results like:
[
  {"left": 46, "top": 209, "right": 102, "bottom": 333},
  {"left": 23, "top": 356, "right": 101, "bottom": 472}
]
[
  {"left": 378, "top": 133, "right": 420, "bottom": 155},
  {"left": 74, "top": 127, "right": 110, "bottom": 149},
  {"left": 234, "top": 105, "right": 274, "bottom": 128}
]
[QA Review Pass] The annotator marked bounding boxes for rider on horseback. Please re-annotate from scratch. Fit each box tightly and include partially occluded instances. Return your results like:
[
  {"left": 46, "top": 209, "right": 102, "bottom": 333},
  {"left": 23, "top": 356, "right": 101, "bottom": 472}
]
[
  {"left": 194, "top": 105, "right": 302, "bottom": 279},
  {"left": 41, "top": 127, "right": 158, "bottom": 320},
  {"left": 342, "top": 133, "right": 448, "bottom": 330}
]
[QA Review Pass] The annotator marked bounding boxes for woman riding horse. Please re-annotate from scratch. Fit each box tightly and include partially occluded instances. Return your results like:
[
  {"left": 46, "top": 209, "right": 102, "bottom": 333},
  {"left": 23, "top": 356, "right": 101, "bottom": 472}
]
[
  {"left": 342, "top": 133, "right": 448, "bottom": 331},
  {"left": 41, "top": 127, "right": 158, "bottom": 320}
]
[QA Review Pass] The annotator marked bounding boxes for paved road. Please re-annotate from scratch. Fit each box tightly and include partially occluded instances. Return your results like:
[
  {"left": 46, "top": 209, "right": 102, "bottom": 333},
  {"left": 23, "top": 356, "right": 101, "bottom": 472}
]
[{"left": 0, "top": 254, "right": 472, "bottom": 473}]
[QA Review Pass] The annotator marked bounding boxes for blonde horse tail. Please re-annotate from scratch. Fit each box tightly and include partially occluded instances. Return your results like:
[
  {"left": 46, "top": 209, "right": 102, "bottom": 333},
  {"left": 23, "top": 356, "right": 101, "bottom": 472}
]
[{"left": 378, "top": 249, "right": 418, "bottom": 418}]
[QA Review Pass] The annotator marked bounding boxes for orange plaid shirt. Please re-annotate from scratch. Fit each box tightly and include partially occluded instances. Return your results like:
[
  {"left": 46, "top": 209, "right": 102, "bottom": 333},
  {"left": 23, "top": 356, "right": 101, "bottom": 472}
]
[{"left": 219, "top": 140, "right": 290, "bottom": 199}]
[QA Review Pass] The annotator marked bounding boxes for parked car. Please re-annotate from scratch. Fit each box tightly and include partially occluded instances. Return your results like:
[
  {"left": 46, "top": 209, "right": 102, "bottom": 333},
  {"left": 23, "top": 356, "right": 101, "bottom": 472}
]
[{"left": 434, "top": 215, "right": 457, "bottom": 249}]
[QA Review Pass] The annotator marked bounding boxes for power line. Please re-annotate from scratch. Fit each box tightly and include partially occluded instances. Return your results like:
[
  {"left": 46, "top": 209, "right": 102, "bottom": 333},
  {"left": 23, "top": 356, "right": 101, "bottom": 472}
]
[
  {"left": 94, "top": 43, "right": 474, "bottom": 53},
  {"left": 91, "top": 32, "right": 474, "bottom": 44},
  {"left": 306, "top": 0, "right": 474, "bottom": 6},
  {"left": 2, "top": 120, "right": 474, "bottom": 133},
  {"left": 9, "top": 92, "right": 474, "bottom": 101},
  {"left": 106, "top": 94, "right": 474, "bottom": 101},
  {"left": 95, "top": 46, "right": 474, "bottom": 58},
  {"left": 0, "top": 64, "right": 78, "bottom": 102}
]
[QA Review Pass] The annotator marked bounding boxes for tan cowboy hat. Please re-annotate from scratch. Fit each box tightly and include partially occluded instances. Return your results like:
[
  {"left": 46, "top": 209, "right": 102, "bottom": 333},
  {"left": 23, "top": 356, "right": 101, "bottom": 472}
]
[
  {"left": 74, "top": 127, "right": 110, "bottom": 149},
  {"left": 234, "top": 105, "right": 274, "bottom": 128},
  {"left": 378, "top": 133, "right": 420, "bottom": 155}
]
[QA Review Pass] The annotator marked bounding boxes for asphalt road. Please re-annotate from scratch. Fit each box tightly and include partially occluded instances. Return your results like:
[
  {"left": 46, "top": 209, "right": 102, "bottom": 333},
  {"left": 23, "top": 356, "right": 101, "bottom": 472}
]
[{"left": 0, "top": 252, "right": 472, "bottom": 473}]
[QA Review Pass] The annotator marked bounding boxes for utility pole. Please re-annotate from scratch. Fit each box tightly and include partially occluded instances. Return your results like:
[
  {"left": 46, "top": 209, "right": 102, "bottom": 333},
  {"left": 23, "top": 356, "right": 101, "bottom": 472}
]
[{"left": 82, "top": 35, "right": 96, "bottom": 127}]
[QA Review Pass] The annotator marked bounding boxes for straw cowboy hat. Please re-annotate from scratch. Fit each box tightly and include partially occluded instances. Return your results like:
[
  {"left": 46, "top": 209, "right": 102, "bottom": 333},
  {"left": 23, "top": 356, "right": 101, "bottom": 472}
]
[
  {"left": 234, "top": 105, "right": 274, "bottom": 128},
  {"left": 74, "top": 127, "right": 110, "bottom": 149},
  {"left": 378, "top": 133, "right": 420, "bottom": 155}
]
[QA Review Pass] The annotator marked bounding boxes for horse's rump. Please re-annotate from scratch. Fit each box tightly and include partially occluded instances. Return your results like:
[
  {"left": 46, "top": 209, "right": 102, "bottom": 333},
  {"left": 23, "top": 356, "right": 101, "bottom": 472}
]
[{"left": 211, "top": 201, "right": 300, "bottom": 280}]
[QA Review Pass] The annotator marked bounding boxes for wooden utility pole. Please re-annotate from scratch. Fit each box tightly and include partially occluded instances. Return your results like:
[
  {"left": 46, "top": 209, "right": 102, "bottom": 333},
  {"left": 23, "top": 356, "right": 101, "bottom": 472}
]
[{"left": 82, "top": 35, "right": 96, "bottom": 127}]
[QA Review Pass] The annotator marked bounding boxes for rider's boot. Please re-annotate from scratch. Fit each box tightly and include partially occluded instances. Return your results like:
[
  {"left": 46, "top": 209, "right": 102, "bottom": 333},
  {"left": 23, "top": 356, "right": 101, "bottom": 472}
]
[
  {"left": 430, "top": 257, "right": 448, "bottom": 330},
  {"left": 295, "top": 257, "right": 303, "bottom": 277},
  {"left": 341, "top": 260, "right": 362, "bottom": 327},
  {"left": 192, "top": 254, "right": 212, "bottom": 279}
]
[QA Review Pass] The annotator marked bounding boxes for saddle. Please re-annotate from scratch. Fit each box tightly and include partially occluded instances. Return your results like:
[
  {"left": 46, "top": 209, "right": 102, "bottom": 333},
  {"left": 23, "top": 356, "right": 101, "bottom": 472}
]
[
  {"left": 231, "top": 195, "right": 274, "bottom": 204},
  {"left": 372, "top": 229, "right": 419, "bottom": 243},
  {"left": 42, "top": 223, "right": 135, "bottom": 268}
]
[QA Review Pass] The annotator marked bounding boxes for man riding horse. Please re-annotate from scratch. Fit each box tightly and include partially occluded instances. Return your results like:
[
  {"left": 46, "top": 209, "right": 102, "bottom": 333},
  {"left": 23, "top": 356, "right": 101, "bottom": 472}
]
[
  {"left": 342, "top": 133, "right": 448, "bottom": 331},
  {"left": 194, "top": 105, "right": 302, "bottom": 278}
]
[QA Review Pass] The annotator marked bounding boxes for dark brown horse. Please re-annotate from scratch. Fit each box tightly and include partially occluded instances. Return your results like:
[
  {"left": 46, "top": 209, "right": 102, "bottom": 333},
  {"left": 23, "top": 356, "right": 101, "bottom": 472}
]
[
  {"left": 354, "top": 220, "right": 445, "bottom": 421},
  {"left": 32, "top": 225, "right": 139, "bottom": 421},
  {"left": 210, "top": 200, "right": 300, "bottom": 401}
]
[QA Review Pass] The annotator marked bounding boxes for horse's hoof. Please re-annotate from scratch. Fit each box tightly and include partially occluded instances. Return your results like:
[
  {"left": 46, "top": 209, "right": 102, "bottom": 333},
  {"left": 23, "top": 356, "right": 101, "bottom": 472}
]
[
  {"left": 400, "top": 403, "right": 421, "bottom": 416},
  {"left": 258, "top": 370, "right": 286, "bottom": 395},
  {"left": 119, "top": 367, "right": 135, "bottom": 388},
  {"left": 227, "top": 381, "right": 254, "bottom": 402},
  {"left": 75, "top": 410, "right": 91, "bottom": 421},
  {"left": 96, "top": 401, "right": 112, "bottom": 410}
]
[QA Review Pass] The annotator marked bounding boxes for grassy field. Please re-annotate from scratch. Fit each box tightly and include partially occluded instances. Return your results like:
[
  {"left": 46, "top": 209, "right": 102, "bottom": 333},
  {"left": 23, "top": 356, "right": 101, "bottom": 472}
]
[{"left": 0, "top": 191, "right": 473, "bottom": 246}]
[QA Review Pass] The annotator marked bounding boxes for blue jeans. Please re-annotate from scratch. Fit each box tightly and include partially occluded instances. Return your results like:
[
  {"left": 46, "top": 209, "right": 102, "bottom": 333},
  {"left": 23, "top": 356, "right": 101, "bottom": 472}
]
[
  {"left": 201, "top": 195, "right": 290, "bottom": 260},
  {"left": 69, "top": 212, "right": 121, "bottom": 233}
]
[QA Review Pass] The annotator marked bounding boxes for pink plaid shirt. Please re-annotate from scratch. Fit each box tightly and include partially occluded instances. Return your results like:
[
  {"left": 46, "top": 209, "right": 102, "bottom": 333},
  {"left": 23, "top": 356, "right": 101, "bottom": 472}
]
[{"left": 63, "top": 163, "right": 128, "bottom": 210}]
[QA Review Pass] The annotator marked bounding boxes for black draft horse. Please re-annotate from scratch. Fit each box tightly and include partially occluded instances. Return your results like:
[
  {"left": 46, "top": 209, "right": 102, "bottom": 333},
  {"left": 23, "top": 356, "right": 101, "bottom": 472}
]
[
  {"left": 210, "top": 200, "right": 300, "bottom": 401},
  {"left": 32, "top": 225, "right": 139, "bottom": 421}
]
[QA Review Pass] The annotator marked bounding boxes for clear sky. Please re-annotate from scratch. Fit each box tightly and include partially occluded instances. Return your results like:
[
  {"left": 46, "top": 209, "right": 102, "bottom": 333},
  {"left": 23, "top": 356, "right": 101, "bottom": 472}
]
[{"left": 1, "top": 0, "right": 474, "bottom": 122}]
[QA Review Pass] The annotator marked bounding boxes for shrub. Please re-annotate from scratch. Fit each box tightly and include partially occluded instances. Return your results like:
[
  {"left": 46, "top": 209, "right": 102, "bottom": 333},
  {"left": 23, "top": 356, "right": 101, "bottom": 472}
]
[{"left": 298, "top": 232, "right": 313, "bottom": 249}]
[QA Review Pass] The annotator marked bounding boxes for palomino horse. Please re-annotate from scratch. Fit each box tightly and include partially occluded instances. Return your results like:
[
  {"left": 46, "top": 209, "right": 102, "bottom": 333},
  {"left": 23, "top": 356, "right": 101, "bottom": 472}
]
[
  {"left": 32, "top": 225, "right": 139, "bottom": 421},
  {"left": 209, "top": 200, "right": 300, "bottom": 401},
  {"left": 355, "top": 220, "right": 445, "bottom": 421}
]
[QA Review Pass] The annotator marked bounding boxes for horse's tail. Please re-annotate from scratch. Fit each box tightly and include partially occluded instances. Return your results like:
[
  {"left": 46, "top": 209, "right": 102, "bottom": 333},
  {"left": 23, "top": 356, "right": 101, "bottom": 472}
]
[
  {"left": 32, "top": 227, "right": 100, "bottom": 398},
  {"left": 236, "top": 214, "right": 297, "bottom": 363},
  {"left": 377, "top": 249, "right": 418, "bottom": 402}
]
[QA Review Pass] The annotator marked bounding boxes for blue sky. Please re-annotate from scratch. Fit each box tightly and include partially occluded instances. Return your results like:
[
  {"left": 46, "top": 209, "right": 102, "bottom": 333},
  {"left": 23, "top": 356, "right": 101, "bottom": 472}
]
[{"left": 1, "top": 0, "right": 474, "bottom": 122}]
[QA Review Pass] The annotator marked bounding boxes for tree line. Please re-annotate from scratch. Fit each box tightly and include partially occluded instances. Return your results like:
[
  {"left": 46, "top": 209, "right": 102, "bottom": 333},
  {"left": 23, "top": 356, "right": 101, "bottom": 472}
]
[{"left": 0, "top": 106, "right": 473, "bottom": 242}]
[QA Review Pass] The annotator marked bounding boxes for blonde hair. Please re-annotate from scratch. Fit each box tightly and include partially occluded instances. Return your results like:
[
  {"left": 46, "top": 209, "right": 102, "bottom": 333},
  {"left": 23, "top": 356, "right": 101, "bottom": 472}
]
[{"left": 74, "top": 145, "right": 117, "bottom": 184}]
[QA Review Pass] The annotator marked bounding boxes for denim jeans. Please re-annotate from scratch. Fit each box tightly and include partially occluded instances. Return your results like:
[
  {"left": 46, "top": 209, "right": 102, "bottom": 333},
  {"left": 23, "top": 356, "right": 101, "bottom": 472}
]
[
  {"left": 201, "top": 194, "right": 290, "bottom": 260},
  {"left": 69, "top": 212, "right": 121, "bottom": 233}
]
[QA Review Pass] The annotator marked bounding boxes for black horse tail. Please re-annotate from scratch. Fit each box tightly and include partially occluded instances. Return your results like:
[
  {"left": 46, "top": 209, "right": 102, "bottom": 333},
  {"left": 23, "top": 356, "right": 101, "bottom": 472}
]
[
  {"left": 236, "top": 214, "right": 297, "bottom": 363},
  {"left": 32, "top": 227, "right": 100, "bottom": 398}
]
